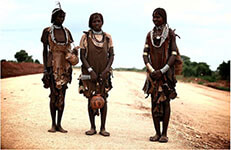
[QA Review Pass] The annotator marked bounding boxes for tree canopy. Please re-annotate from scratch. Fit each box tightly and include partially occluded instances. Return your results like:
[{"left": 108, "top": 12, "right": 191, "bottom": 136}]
[
  {"left": 14, "top": 50, "right": 40, "bottom": 64},
  {"left": 217, "top": 60, "right": 230, "bottom": 81},
  {"left": 181, "top": 55, "right": 212, "bottom": 77}
]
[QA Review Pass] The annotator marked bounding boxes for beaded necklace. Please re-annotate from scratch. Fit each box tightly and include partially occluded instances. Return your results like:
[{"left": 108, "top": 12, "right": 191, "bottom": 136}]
[
  {"left": 92, "top": 30, "right": 104, "bottom": 43},
  {"left": 92, "top": 30, "right": 103, "bottom": 35},
  {"left": 50, "top": 25, "right": 69, "bottom": 45},
  {"left": 150, "top": 24, "right": 169, "bottom": 48}
]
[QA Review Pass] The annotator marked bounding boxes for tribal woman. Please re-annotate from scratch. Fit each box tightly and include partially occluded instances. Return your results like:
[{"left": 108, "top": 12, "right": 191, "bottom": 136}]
[
  {"left": 78, "top": 13, "right": 114, "bottom": 136},
  {"left": 41, "top": 3, "right": 78, "bottom": 133},
  {"left": 142, "top": 8, "right": 182, "bottom": 142}
]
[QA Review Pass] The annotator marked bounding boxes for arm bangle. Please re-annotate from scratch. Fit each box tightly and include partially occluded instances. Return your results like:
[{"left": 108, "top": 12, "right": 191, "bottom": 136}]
[
  {"left": 146, "top": 63, "right": 155, "bottom": 72},
  {"left": 143, "top": 52, "right": 148, "bottom": 56},
  {"left": 144, "top": 44, "right": 149, "bottom": 48},
  {"left": 160, "top": 64, "right": 170, "bottom": 74},
  {"left": 172, "top": 51, "right": 177, "bottom": 55},
  {"left": 88, "top": 67, "right": 93, "bottom": 73}
]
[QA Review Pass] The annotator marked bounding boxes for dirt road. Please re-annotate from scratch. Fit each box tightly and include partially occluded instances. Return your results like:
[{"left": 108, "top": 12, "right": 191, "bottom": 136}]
[{"left": 1, "top": 69, "right": 230, "bottom": 149}]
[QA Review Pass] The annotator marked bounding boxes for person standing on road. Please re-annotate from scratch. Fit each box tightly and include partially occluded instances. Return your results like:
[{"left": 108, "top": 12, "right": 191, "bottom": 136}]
[
  {"left": 78, "top": 12, "right": 114, "bottom": 136},
  {"left": 41, "top": 3, "right": 78, "bottom": 133},
  {"left": 142, "top": 8, "right": 182, "bottom": 142}
]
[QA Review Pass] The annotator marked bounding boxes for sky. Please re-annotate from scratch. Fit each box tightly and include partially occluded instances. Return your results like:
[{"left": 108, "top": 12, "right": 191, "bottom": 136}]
[{"left": 0, "top": 0, "right": 230, "bottom": 71}]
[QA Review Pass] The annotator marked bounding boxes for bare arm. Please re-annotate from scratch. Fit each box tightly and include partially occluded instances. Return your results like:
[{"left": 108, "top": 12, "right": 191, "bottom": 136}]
[
  {"left": 155, "top": 39, "right": 177, "bottom": 78},
  {"left": 143, "top": 44, "right": 156, "bottom": 73},
  {"left": 154, "top": 54, "right": 176, "bottom": 77},
  {"left": 103, "top": 47, "right": 114, "bottom": 72},
  {"left": 159, "top": 30, "right": 178, "bottom": 74},
  {"left": 80, "top": 48, "right": 90, "bottom": 69},
  {"left": 80, "top": 48, "right": 97, "bottom": 81},
  {"left": 43, "top": 43, "right": 48, "bottom": 71},
  {"left": 101, "top": 47, "right": 114, "bottom": 80},
  {"left": 143, "top": 49, "right": 150, "bottom": 65},
  {"left": 167, "top": 55, "right": 176, "bottom": 67}
]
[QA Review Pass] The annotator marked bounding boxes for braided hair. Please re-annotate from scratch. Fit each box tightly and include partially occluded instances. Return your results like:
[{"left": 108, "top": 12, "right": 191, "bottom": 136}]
[
  {"left": 153, "top": 8, "right": 167, "bottom": 24},
  {"left": 51, "top": 8, "right": 66, "bottom": 23}
]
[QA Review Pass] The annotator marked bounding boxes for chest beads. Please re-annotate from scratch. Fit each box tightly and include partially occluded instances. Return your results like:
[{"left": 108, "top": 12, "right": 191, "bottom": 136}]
[
  {"left": 150, "top": 24, "right": 169, "bottom": 48},
  {"left": 50, "top": 25, "right": 69, "bottom": 45},
  {"left": 92, "top": 30, "right": 104, "bottom": 43}
]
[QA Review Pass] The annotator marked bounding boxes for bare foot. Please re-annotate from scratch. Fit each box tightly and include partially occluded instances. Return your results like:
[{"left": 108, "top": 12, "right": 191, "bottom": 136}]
[
  {"left": 99, "top": 129, "right": 110, "bottom": 136},
  {"left": 149, "top": 134, "right": 160, "bottom": 142},
  {"left": 159, "top": 135, "right": 168, "bottom": 143},
  {"left": 56, "top": 126, "right": 68, "bottom": 133},
  {"left": 48, "top": 125, "right": 56, "bottom": 133},
  {"left": 85, "top": 128, "right": 97, "bottom": 135}
]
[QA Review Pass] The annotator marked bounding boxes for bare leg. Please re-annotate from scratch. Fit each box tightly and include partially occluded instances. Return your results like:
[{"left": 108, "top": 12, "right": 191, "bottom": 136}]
[
  {"left": 159, "top": 100, "right": 170, "bottom": 142},
  {"left": 150, "top": 96, "right": 161, "bottom": 141},
  {"left": 85, "top": 98, "right": 96, "bottom": 135},
  {"left": 56, "top": 106, "right": 67, "bottom": 133},
  {"left": 56, "top": 89, "right": 67, "bottom": 133},
  {"left": 99, "top": 101, "right": 110, "bottom": 136},
  {"left": 150, "top": 116, "right": 161, "bottom": 141},
  {"left": 48, "top": 100, "right": 56, "bottom": 132},
  {"left": 48, "top": 72, "right": 56, "bottom": 132}
]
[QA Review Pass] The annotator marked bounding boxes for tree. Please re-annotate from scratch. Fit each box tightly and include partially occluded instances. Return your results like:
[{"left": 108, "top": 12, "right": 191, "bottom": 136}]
[
  {"left": 196, "top": 62, "right": 212, "bottom": 76},
  {"left": 15, "top": 50, "right": 28, "bottom": 62},
  {"left": 25, "top": 55, "right": 34, "bottom": 62},
  {"left": 217, "top": 60, "right": 230, "bottom": 81},
  {"left": 34, "top": 59, "right": 40, "bottom": 64},
  {"left": 14, "top": 50, "right": 34, "bottom": 63},
  {"left": 181, "top": 55, "right": 212, "bottom": 77},
  {"left": 181, "top": 55, "right": 195, "bottom": 77}
]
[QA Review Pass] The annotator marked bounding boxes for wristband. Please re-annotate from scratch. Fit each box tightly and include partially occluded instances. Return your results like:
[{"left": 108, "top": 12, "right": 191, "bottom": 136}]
[
  {"left": 160, "top": 64, "right": 170, "bottom": 74},
  {"left": 88, "top": 67, "right": 93, "bottom": 73},
  {"left": 146, "top": 63, "right": 155, "bottom": 73}
]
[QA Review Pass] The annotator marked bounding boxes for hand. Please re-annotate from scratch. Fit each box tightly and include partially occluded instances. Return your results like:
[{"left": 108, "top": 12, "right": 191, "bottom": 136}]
[
  {"left": 43, "top": 68, "right": 48, "bottom": 73},
  {"left": 155, "top": 70, "right": 162, "bottom": 79},
  {"left": 43, "top": 69, "right": 49, "bottom": 77},
  {"left": 72, "top": 46, "right": 79, "bottom": 55},
  {"left": 150, "top": 70, "right": 162, "bottom": 80},
  {"left": 90, "top": 71, "right": 97, "bottom": 82},
  {"left": 42, "top": 70, "right": 50, "bottom": 88},
  {"left": 150, "top": 71, "right": 156, "bottom": 80},
  {"left": 73, "top": 46, "right": 80, "bottom": 51},
  {"left": 101, "top": 68, "right": 109, "bottom": 80}
]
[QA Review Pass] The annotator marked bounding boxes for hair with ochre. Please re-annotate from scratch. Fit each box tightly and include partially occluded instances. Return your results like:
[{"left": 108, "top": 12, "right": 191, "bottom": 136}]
[{"left": 153, "top": 8, "right": 167, "bottom": 24}]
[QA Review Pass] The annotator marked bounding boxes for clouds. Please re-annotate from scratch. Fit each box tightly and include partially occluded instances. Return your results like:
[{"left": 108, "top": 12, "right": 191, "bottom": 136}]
[{"left": 0, "top": 0, "right": 230, "bottom": 71}]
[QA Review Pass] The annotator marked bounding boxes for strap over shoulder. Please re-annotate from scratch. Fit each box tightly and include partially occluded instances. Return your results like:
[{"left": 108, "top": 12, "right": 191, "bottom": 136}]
[{"left": 171, "top": 29, "right": 183, "bottom": 75}]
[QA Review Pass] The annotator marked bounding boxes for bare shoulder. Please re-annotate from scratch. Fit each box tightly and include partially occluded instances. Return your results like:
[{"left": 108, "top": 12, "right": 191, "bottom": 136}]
[
  {"left": 42, "top": 27, "right": 50, "bottom": 34},
  {"left": 80, "top": 33, "right": 87, "bottom": 40},
  {"left": 41, "top": 27, "right": 50, "bottom": 43},
  {"left": 64, "top": 27, "right": 71, "bottom": 32}
]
